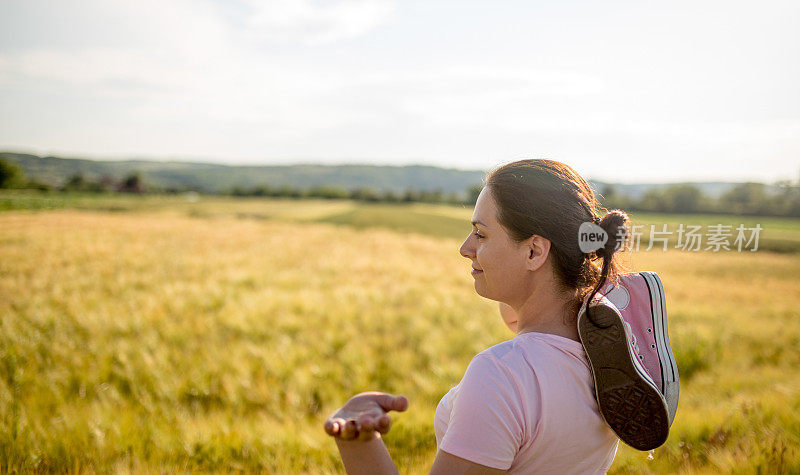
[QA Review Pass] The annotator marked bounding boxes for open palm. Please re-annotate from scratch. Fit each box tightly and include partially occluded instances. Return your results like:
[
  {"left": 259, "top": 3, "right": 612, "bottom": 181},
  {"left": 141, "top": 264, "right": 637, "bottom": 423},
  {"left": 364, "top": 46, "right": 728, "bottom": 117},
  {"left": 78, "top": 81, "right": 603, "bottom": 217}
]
[{"left": 323, "top": 392, "right": 409, "bottom": 442}]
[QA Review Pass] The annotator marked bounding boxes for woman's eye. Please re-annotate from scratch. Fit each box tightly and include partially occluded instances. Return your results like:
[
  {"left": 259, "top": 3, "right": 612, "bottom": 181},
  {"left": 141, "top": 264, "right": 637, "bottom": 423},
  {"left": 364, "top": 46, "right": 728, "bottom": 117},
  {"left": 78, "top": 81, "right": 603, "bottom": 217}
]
[{"left": 473, "top": 231, "right": 484, "bottom": 239}]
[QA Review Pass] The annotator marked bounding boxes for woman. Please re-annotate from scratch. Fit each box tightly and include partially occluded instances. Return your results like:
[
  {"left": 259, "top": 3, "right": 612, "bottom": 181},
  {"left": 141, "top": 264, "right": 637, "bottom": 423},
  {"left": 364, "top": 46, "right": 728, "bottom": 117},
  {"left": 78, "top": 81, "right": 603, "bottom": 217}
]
[{"left": 323, "top": 159, "right": 627, "bottom": 474}]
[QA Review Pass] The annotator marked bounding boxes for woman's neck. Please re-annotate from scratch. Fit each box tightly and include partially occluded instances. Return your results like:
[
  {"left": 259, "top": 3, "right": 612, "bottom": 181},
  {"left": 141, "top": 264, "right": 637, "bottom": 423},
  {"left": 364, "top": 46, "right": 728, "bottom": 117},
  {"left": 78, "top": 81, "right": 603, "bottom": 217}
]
[{"left": 513, "top": 289, "right": 580, "bottom": 342}]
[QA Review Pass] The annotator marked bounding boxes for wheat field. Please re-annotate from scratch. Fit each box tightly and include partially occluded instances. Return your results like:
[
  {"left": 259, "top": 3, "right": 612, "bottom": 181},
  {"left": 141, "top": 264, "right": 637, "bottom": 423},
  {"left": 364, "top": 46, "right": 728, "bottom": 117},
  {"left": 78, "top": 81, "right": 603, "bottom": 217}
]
[{"left": 1, "top": 197, "right": 799, "bottom": 473}]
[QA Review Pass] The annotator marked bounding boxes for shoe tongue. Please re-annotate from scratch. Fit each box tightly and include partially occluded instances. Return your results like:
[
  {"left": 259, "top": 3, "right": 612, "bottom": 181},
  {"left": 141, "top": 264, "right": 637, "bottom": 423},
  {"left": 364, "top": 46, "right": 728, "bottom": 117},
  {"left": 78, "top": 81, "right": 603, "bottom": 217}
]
[{"left": 623, "top": 321, "right": 638, "bottom": 347}]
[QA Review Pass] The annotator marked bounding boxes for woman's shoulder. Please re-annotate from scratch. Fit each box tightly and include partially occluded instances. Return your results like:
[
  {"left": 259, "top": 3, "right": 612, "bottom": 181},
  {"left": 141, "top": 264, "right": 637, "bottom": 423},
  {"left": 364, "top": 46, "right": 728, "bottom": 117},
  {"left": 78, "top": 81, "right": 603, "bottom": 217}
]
[
  {"left": 479, "top": 332, "right": 586, "bottom": 366},
  {"left": 468, "top": 333, "right": 590, "bottom": 394}
]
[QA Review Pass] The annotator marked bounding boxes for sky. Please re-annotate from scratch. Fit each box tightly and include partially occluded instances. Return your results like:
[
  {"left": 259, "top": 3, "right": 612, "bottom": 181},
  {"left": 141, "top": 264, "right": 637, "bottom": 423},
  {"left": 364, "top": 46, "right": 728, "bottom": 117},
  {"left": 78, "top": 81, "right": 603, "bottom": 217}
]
[{"left": 0, "top": 0, "right": 798, "bottom": 183}]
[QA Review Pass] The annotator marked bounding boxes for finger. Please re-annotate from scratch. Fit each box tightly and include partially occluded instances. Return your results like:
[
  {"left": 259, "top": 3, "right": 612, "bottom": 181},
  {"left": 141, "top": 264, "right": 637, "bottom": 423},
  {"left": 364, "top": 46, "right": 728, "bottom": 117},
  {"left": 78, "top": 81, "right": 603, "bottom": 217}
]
[
  {"left": 393, "top": 395, "right": 409, "bottom": 411},
  {"left": 341, "top": 419, "right": 358, "bottom": 440},
  {"left": 355, "top": 415, "right": 376, "bottom": 442},
  {"left": 323, "top": 419, "right": 339, "bottom": 436},
  {"left": 377, "top": 394, "right": 409, "bottom": 412},
  {"left": 387, "top": 395, "right": 408, "bottom": 412},
  {"left": 356, "top": 415, "right": 375, "bottom": 434},
  {"left": 332, "top": 418, "right": 348, "bottom": 436},
  {"left": 376, "top": 414, "right": 392, "bottom": 434}
]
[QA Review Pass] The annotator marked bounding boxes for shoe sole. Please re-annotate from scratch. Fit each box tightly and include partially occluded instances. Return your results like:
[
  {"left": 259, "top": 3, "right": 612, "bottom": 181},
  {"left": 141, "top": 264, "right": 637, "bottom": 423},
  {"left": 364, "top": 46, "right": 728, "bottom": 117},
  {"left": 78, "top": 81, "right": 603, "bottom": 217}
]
[
  {"left": 578, "top": 301, "right": 670, "bottom": 450},
  {"left": 640, "top": 271, "right": 679, "bottom": 425}
]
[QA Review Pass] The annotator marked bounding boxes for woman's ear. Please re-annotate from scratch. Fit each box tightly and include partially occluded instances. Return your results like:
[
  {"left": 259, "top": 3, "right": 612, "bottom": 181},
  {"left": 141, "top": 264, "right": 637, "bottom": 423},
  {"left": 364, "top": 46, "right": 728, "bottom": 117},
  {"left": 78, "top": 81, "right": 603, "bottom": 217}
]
[{"left": 526, "top": 235, "right": 551, "bottom": 272}]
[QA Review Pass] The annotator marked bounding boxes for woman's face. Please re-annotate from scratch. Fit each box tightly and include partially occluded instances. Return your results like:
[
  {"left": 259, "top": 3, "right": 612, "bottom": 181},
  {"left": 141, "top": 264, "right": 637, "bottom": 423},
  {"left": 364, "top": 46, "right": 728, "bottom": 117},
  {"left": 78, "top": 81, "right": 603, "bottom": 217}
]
[{"left": 459, "top": 186, "right": 531, "bottom": 304}]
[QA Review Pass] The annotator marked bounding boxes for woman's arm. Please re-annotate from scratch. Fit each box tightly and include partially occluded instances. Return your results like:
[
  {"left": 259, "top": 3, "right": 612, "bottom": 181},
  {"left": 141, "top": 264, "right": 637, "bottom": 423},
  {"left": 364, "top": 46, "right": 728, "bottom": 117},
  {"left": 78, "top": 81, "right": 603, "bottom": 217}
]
[
  {"left": 335, "top": 437, "right": 507, "bottom": 475},
  {"left": 430, "top": 450, "right": 508, "bottom": 474},
  {"left": 336, "top": 436, "right": 398, "bottom": 475},
  {"left": 325, "top": 392, "right": 506, "bottom": 474}
]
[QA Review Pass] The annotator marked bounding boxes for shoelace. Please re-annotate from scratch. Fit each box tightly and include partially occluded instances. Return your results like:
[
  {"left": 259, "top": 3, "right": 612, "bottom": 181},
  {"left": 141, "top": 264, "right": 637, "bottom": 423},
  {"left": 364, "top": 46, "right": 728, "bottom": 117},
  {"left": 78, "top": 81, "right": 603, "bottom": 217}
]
[{"left": 623, "top": 320, "right": 644, "bottom": 361}]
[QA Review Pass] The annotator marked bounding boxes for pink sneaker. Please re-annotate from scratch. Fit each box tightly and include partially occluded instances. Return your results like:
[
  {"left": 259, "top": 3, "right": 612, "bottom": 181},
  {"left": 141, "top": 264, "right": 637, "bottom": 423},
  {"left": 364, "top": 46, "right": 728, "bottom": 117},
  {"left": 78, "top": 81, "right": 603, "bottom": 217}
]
[
  {"left": 577, "top": 293, "right": 669, "bottom": 450},
  {"left": 600, "top": 271, "right": 679, "bottom": 426}
]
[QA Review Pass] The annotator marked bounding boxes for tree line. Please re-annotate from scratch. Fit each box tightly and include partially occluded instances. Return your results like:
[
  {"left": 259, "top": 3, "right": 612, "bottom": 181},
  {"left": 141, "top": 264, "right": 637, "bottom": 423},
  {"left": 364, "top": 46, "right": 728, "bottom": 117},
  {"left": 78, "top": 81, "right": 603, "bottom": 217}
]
[
  {"left": 227, "top": 183, "right": 464, "bottom": 204},
  {"left": 0, "top": 158, "right": 146, "bottom": 193},
  {"left": 2, "top": 157, "right": 799, "bottom": 216},
  {"left": 599, "top": 182, "right": 800, "bottom": 217},
  {"left": 0, "top": 158, "right": 464, "bottom": 204}
]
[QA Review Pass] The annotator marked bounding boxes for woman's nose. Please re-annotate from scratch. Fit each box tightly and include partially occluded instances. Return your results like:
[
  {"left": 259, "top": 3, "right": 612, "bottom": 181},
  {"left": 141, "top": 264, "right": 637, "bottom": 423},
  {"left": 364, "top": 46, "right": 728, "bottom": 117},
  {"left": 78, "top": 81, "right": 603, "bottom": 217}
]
[{"left": 459, "top": 234, "right": 475, "bottom": 259}]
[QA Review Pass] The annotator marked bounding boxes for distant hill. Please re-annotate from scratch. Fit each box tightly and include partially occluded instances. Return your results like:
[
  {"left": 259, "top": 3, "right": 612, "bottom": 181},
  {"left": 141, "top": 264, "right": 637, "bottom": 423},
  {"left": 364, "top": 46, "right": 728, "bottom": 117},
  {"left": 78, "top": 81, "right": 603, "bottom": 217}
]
[
  {"left": 1, "top": 152, "right": 486, "bottom": 194},
  {"left": 0, "top": 152, "right": 774, "bottom": 198},
  {"left": 587, "top": 181, "right": 765, "bottom": 200}
]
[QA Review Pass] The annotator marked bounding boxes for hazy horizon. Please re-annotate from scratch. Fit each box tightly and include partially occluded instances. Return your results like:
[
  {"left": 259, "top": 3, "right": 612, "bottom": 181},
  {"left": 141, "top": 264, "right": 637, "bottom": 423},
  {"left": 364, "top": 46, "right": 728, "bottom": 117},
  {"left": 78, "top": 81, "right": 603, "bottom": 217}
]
[{"left": 7, "top": 149, "right": 798, "bottom": 186}]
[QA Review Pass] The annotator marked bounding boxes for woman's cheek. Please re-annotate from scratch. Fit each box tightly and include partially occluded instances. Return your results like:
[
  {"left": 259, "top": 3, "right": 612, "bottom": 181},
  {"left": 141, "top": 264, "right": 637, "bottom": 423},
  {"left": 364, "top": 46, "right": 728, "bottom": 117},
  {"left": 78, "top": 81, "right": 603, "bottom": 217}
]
[{"left": 476, "top": 244, "right": 490, "bottom": 264}]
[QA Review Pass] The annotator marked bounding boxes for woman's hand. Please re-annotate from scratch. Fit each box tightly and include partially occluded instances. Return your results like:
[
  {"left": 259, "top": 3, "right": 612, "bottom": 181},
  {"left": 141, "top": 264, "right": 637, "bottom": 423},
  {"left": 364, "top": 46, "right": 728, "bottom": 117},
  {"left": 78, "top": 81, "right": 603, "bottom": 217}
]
[{"left": 323, "top": 392, "right": 409, "bottom": 442}]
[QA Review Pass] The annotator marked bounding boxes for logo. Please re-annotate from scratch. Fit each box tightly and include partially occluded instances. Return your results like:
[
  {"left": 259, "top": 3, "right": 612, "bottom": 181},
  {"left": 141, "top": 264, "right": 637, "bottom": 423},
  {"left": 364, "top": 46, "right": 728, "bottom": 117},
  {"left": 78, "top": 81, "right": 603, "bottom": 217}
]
[
  {"left": 578, "top": 222, "right": 608, "bottom": 253},
  {"left": 604, "top": 284, "right": 630, "bottom": 310}
]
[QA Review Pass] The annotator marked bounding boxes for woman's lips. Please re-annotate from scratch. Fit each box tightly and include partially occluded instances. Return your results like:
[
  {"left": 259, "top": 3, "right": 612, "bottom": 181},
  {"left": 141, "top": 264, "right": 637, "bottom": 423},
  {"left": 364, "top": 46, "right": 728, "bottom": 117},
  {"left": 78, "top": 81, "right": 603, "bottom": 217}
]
[{"left": 471, "top": 268, "right": 483, "bottom": 276}]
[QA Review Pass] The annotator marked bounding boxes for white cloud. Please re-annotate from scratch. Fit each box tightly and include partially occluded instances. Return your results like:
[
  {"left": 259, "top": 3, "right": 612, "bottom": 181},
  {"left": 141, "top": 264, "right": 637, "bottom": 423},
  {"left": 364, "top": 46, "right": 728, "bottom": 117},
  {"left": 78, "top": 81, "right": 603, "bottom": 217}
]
[
  {"left": 1, "top": 49, "right": 183, "bottom": 93},
  {"left": 241, "top": 0, "right": 395, "bottom": 44},
  {"left": 0, "top": 0, "right": 229, "bottom": 94}
]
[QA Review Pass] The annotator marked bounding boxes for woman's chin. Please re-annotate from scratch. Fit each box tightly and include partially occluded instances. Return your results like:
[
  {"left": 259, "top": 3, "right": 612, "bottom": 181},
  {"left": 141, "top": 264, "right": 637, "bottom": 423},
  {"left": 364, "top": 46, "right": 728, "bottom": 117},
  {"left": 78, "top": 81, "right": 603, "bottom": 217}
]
[{"left": 473, "top": 282, "right": 491, "bottom": 299}]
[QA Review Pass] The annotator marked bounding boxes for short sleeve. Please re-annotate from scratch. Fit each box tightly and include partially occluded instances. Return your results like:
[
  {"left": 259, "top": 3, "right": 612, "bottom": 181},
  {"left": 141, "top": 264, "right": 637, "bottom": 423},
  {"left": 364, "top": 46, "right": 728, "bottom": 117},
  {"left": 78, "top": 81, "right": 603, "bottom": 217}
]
[{"left": 439, "top": 354, "right": 526, "bottom": 470}]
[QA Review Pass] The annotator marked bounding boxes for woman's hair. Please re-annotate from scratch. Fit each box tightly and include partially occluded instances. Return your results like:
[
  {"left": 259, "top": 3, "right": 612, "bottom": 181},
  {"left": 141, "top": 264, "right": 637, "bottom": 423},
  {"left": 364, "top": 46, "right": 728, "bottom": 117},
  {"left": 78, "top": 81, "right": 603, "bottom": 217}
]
[{"left": 484, "top": 159, "right": 629, "bottom": 317}]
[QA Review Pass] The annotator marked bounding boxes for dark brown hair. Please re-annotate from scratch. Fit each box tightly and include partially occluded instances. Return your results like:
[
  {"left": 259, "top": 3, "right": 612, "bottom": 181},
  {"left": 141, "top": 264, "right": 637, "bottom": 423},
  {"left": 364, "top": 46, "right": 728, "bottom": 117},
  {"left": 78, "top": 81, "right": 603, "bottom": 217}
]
[{"left": 484, "top": 159, "right": 629, "bottom": 317}]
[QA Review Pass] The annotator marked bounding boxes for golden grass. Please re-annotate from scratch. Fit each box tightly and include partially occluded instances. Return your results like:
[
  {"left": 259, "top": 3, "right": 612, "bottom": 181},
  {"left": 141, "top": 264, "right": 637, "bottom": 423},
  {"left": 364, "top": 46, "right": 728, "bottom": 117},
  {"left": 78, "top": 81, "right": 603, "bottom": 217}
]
[{"left": 1, "top": 209, "right": 799, "bottom": 473}]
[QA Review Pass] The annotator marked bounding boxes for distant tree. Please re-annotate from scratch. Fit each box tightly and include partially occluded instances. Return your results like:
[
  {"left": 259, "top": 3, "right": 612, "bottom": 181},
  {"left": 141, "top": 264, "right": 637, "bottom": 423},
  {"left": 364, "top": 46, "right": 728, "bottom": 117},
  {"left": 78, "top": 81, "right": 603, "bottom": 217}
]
[
  {"left": 252, "top": 185, "right": 274, "bottom": 196},
  {"left": 597, "top": 184, "right": 619, "bottom": 209},
  {"left": 635, "top": 185, "right": 706, "bottom": 213},
  {"left": 309, "top": 185, "right": 349, "bottom": 200},
  {"left": 229, "top": 186, "right": 247, "bottom": 196},
  {"left": 350, "top": 187, "right": 380, "bottom": 202},
  {"left": 277, "top": 185, "right": 302, "bottom": 198},
  {"left": 24, "top": 179, "right": 52, "bottom": 191},
  {"left": 119, "top": 171, "right": 146, "bottom": 193},
  {"left": 445, "top": 191, "right": 461, "bottom": 205},
  {"left": 637, "top": 188, "right": 666, "bottom": 212},
  {"left": 62, "top": 173, "right": 117, "bottom": 192},
  {"left": 0, "top": 158, "right": 26, "bottom": 188},
  {"left": 419, "top": 190, "right": 444, "bottom": 203},
  {"left": 163, "top": 186, "right": 187, "bottom": 195},
  {"left": 97, "top": 175, "right": 117, "bottom": 192},
  {"left": 466, "top": 184, "right": 483, "bottom": 205},
  {"left": 600, "top": 184, "right": 617, "bottom": 201},
  {"left": 402, "top": 189, "right": 420, "bottom": 203},
  {"left": 773, "top": 180, "right": 800, "bottom": 217},
  {"left": 719, "top": 183, "right": 768, "bottom": 215},
  {"left": 663, "top": 185, "right": 704, "bottom": 213},
  {"left": 380, "top": 189, "right": 400, "bottom": 202},
  {"left": 62, "top": 173, "right": 88, "bottom": 191}
]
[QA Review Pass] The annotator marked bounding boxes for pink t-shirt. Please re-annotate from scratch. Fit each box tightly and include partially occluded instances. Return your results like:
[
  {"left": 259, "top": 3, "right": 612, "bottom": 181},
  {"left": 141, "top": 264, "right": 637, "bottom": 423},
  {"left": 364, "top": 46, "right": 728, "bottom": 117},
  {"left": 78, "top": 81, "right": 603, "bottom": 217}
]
[{"left": 434, "top": 332, "right": 619, "bottom": 473}]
